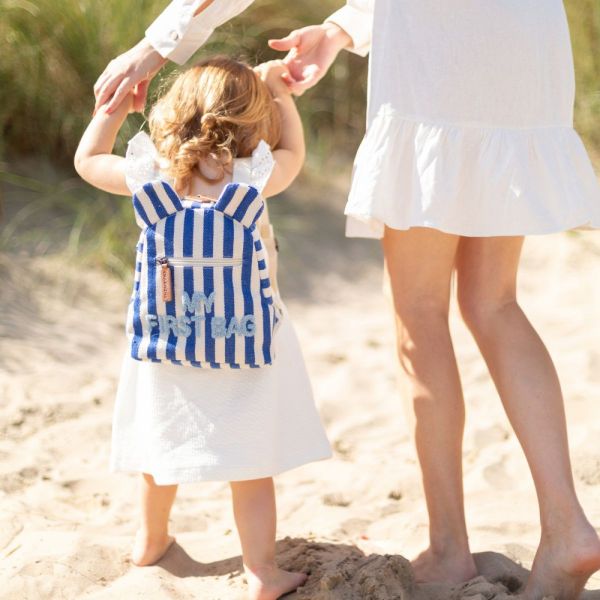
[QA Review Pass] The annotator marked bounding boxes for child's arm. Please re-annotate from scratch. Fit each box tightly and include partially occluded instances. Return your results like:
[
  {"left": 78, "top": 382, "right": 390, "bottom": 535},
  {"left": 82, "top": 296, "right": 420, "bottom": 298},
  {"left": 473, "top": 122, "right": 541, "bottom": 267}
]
[
  {"left": 255, "top": 61, "right": 306, "bottom": 198},
  {"left": 74, "top": 95, "right": 134, "bottom": 196}
]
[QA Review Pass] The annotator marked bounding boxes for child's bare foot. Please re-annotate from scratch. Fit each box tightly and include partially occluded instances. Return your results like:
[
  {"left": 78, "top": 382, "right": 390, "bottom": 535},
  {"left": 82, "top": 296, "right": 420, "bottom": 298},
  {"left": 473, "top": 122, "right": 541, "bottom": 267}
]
[
  {"left": 131, "top": 529, "right": 176, "bottom": 566},
  {"left": 411, "top": 545, "right": 478, "bottom": 584},
  {"left": 524, "top": 517, "right": 600, "bottom": 600},
  {"left": 245, "top": 564, "right": 307, "bottom": 600}
]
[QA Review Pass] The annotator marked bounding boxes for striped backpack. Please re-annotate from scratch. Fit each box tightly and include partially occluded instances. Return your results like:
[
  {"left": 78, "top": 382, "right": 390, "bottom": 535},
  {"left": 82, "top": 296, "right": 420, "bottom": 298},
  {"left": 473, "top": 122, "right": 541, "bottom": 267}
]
[{"left": 126, "top": 179, "right": 278, "bottom": 369}]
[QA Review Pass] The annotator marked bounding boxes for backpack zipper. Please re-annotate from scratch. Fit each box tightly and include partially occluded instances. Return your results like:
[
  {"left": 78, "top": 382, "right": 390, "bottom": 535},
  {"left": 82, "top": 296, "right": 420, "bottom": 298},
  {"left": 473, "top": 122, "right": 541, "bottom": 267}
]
[
  {"left": 157, "top": 256, "right": 244, "bottom": 268},
  {"left": 156, "top": 256, "right": 244, "bottom": 267},
  {"left": 155, "top": 256, "right": 244, "bottom": 302}
]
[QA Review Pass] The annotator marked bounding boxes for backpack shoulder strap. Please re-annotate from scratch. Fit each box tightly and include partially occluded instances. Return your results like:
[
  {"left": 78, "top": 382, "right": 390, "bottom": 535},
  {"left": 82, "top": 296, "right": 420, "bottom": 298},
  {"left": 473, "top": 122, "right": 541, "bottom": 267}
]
[
  {"left": 213, "top": 183, "right": 264, "bottom": 229},
  {"left": 132, "top": 180, "right": 184, "bottom": 228}
]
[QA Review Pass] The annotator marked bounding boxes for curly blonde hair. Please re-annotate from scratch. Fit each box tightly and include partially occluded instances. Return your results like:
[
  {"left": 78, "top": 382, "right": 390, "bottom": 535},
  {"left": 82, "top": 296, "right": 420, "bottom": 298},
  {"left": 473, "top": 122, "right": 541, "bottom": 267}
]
[{"left": 148, "top": 56, "right": 281, "bottom": 194}]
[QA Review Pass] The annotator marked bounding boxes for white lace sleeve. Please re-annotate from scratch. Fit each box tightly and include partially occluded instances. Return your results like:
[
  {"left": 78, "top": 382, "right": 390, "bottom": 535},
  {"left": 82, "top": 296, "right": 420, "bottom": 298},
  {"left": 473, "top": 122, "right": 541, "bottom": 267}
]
[
  {"left": 124, "top": 132, "right": 166, "bottom": 194},
  {"left": 232, "top": 140, "right": 275, "bottom": 193}
]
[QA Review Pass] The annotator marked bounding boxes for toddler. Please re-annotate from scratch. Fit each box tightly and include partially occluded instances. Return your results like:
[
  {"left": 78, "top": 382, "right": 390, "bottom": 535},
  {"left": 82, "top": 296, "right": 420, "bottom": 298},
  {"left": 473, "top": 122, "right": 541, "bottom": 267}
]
[{"left": 75, "top": 56, "right": 331, "bottom": 600}]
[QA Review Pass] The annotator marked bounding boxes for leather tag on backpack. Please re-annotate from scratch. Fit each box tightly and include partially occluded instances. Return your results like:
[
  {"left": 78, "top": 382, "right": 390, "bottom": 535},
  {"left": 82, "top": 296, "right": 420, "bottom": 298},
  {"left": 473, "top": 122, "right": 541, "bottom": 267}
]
[{"left": 161, "top": 263, "right": 173, "bottom": 302}]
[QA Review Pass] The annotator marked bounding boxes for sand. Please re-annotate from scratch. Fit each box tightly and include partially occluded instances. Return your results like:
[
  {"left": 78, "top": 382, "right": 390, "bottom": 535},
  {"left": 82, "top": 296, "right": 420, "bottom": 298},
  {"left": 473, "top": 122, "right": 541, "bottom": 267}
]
[{"left": 1, "top": 183, "right": 600, "bottom": 599}]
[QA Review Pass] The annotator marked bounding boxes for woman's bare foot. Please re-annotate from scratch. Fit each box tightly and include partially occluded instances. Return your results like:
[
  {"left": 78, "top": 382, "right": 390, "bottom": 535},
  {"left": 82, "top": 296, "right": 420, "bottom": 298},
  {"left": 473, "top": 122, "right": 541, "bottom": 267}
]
[
  {"left": 524, "top": 517, "right": 600, "bottom": 600},
  {"left": 245, "top": 564, "right": 307, "bottom": 600},
  {"left": 411, "top": 546, "right": 478, "bottom": 584},
  {"left": 131, "top": 529, "right": 176, "bottom": 566}
]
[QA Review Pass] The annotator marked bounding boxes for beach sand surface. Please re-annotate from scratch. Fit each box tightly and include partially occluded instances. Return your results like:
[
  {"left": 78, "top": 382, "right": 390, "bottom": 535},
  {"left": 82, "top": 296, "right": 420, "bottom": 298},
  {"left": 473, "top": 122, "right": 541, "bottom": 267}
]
[{"left": 1, "top": 183, "right": 600, "bottom": 599}]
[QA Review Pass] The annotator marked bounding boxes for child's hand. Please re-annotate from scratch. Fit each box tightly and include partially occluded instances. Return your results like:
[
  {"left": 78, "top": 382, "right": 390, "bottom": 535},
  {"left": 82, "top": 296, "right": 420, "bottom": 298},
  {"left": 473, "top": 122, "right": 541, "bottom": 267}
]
[
  {"left": 94, "top": 91, "right": 136, "bottom": 118},
  {"left": 254, "top": 60, "right": 291, "bottom": 97}
]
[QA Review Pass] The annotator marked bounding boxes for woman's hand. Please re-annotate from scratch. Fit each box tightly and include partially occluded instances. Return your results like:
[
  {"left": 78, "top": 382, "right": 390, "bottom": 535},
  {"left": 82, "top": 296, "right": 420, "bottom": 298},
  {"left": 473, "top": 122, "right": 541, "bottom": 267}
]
[
  {"left": 268, "top": 23, "right": 352, "bottom": 95},
  {"left": 94, "top": 38, "right": 167, "bottom": 114},
  {"left": 95, "top": 91, "right": 136, "bottom": 117},
  {"left": 254, "top": 60, "right": 292, "bottom": 98}
]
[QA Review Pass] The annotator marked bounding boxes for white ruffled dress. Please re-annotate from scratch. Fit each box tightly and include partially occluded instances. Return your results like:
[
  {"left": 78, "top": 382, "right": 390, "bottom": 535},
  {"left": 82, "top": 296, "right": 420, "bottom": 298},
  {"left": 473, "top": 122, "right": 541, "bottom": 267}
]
[
  {"left": 345, "top": 0, "right": 600, "bottom": 238},
  {"left": 109, "top": 133, "right": 332, "bottom": 485}
]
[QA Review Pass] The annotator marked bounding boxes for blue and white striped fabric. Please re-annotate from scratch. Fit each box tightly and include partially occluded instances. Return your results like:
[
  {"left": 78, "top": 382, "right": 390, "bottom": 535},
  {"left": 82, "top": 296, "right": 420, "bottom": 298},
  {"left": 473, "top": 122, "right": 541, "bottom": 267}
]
[{"left": 126, "top": 180, "right": 277, "bottom": 369}]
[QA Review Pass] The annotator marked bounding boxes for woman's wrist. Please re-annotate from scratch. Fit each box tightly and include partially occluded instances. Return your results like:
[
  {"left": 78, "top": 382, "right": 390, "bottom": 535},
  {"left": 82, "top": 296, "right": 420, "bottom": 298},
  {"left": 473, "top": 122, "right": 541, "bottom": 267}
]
[
  {"left": 134, "top": 38, "right": 168, "bottom": 79},
  {"left": 321, "top": 21, "right": 353, "bottom": 53}
]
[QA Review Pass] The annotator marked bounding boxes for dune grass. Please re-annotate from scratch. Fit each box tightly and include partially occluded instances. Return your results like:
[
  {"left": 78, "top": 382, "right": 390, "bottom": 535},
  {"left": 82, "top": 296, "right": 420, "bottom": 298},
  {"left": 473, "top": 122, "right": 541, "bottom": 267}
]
[
  {"left": 0, "top": 0, "right": 366, "bottom": 277},
  {"left": 565, "top": 0, "right": 600, "bottom": 157},
  {"left": 0, "top": 0, "right": 366, "bottom": 164}
]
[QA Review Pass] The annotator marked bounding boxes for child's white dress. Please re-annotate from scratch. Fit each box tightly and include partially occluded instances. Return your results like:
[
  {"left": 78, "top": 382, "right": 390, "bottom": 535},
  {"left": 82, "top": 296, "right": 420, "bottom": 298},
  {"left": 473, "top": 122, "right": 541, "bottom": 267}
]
[
  {"left": 109, "top": 134, "right": 332, "bottom": 484},
  {"left": 343, "top": 0, "right": 600, "bottom": 238}
]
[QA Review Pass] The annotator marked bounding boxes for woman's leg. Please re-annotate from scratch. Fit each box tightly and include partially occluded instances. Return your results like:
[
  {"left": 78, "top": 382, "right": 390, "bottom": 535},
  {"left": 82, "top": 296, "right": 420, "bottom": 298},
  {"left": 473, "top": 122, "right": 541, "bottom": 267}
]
[
  {"left": 455, "top": 236, "right": 600, "bottom": 600},
  {"left": 382, "top": 226, "right": 477, "bottom": 583},
  {"left": 230, "top": 478, "right": 306, "bottom": 600},
  {"left": 132, "top": 472, "right": 178, "bottom": 566}
]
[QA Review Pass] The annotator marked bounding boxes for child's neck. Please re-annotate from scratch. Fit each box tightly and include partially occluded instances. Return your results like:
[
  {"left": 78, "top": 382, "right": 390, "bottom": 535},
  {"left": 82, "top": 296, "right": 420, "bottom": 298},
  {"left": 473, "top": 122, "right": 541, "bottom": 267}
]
[{"left": 184, "top": 160, "right": 233, "bottom": 201}]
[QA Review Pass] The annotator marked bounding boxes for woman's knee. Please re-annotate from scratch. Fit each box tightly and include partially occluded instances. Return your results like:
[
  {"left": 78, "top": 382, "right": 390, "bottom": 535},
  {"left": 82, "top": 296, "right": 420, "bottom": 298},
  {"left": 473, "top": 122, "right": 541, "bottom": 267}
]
[
  {"left": 392, "top": 299, "right": 452, "bottom": 372},
  {"left": 457, "top": 283, "right": 518, "bottom": 336},
  {"left": 455, "top": 236, "right": 523, "bottom": 335},
  {"left": 393, "top": 295, "right": 449, "bottom": 332}
]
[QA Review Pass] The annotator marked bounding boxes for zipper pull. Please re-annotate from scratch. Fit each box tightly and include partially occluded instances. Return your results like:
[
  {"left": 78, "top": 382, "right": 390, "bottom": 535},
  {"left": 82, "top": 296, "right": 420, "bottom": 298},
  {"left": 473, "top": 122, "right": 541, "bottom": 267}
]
[{"left": 157, "top": 257, "right": 173, "bottom": 302}]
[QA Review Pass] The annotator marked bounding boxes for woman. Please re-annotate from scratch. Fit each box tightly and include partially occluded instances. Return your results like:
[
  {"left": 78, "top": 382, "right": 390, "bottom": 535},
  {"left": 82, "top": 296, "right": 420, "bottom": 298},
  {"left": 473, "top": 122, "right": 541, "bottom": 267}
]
[{"left": 94, "top": 2, "right": 600, "bottom": 598}]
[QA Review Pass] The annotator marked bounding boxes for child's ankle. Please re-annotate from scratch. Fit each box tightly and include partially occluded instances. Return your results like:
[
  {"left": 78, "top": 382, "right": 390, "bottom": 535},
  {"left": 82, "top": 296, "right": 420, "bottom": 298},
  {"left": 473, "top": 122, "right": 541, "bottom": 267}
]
[
  {"left": 243, "top": 561, "right": 278, "bottom": 575},
  {"left": 132, "top": 530, "right": 175, "bottom": 566},
  {"left": 137, "top": 527, "right": 170, "bottom": 541}
]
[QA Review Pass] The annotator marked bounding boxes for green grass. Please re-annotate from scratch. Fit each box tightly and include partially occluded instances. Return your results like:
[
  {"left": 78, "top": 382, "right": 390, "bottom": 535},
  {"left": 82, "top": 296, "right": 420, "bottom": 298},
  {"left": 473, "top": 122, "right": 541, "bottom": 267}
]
[
  {"left": 0, "top": 164, "right": 139, "bottom": 279},
  {"left": 0, "top": 0, "right": 367, "bottom": 278},
  {"left": 566, "top": 0, "right": 600, "bottom": 158},
  {"left": 0, "top": 0, "right": 367, "bottom": 163}
]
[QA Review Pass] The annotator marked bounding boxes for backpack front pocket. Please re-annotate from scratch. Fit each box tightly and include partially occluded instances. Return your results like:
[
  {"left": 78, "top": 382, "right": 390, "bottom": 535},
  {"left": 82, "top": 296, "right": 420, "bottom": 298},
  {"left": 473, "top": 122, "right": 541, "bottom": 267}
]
[
  {"left": 148, "top": 254, "right": 266, "bottom": 367},
  {"left": 156, "top": 255, "right": 244, "bottom": 303}
]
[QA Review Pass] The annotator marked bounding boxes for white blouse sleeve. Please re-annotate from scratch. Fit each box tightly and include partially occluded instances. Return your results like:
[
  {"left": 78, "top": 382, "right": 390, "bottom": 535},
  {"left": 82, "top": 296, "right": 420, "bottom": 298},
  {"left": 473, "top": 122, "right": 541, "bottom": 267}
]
[
  {"left": 145, "top": 0, "right": 256, "bottom": 65},
  {"left": 325, "top": 0, "right": 374, "bottom": 58}
]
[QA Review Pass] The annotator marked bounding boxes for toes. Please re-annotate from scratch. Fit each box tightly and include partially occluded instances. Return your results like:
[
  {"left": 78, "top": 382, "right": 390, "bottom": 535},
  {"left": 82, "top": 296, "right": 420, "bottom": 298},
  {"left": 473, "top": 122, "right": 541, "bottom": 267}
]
[{"left": 291, "top": 570, "right": 308, "bottom": 587}]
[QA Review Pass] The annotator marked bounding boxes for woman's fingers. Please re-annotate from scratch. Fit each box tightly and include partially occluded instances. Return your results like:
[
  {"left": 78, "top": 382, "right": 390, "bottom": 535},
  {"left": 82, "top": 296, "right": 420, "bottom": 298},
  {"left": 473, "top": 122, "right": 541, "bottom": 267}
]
[
  {"left": 271, "top": 25, "right": 333, "bottom": 93},
  {"left": 300, "top": 64, "right": 321, "bottom": 85},
  {"left": 286, "top": 64, "right": 321, "bottom": 95},
  {"left": 93, "top": 69, "right": 110, "bottom": 99},
  {"left": 268, "top": 32, "right": 302, "bottom": 52},
  {"left": 94, "top": 40, "right": 164, "bottom": 112},
  {"left": 281, "top": 71, "right": 295, "bottom": 84},
  {"left": 94, "top": 75, "right": 121, "bottom": 112},
  {"left": 105, "top": 77, "right": 134, "bottom": 114}
]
